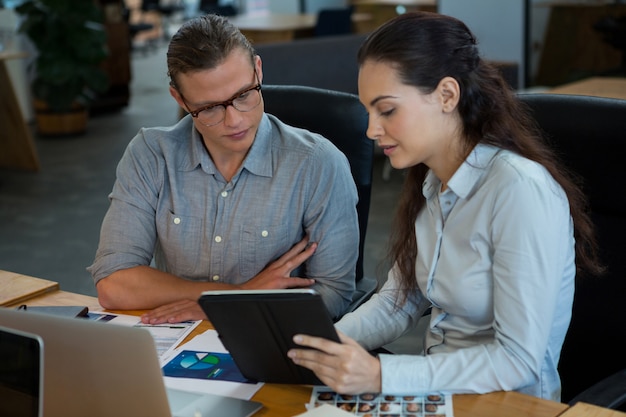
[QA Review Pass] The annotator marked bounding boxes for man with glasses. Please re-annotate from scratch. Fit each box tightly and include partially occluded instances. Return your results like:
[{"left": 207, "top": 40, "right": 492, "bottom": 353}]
[{"left": 88, "top": 14, "right": 359, "bottom": 323}]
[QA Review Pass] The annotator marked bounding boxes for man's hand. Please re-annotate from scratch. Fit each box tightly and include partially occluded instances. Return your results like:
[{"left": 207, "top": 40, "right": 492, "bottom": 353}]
[
  {"left": 287, "top": 331, "right": 382, "bottom": 395},
  {"left": 140, "top": 299, "right": 206, "bottom": 324},
  {"left": 241, "top": 235, "right": 317, "bottom": 290}
]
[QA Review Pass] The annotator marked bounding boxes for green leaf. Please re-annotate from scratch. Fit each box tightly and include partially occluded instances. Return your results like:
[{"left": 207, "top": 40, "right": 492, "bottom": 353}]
[{"left": 15, "top": 0, "right": 109, "bottom": 113}]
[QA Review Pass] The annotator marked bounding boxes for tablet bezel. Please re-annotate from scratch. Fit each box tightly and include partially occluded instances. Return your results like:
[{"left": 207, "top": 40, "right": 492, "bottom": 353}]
[{"left": 198, "top": 289, "right": 339, "bottom": 385}]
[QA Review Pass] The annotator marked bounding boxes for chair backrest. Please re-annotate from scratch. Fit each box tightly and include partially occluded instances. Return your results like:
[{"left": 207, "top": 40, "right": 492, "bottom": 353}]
[
  {"left": 199, "top": 2, "right": 238, "bottom": 16},
  {"left": 141, "top": 0, "right": 161, "bottom": 12},
  {"left": 314, "top": 6, "right": 354, "bottom": 37},
  {"left": 517, "top": 93, "right": 626, "bottom": 403},
  {"left": 261, "top": 85, "right": 373, "bottom": 288},
  {"left": 254, "top": 34, "right": 366, "bottom": 95}
]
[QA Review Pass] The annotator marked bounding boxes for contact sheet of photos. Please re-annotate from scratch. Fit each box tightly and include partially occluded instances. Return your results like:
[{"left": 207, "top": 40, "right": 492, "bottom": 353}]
[{"left": 308, "top": 387, "right": 453, "bottom": 417}]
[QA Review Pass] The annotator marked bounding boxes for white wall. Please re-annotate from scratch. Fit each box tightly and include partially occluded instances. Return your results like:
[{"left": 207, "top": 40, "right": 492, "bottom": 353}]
[
  {"left": 267, "top": 0, "right": 347, "bottom": 14},
  {"left": 439, "top": 0, "right": 527, "bottom": 89},
  {"left": 267, "top": 0, "right": 298, "bottom": 13},
  {"left": 528, "top": 2, "right": 551, "bottom": 84}
]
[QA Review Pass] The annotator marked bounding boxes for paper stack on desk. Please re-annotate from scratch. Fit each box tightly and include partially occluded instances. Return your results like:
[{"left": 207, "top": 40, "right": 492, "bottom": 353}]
[{"left": 86, "top": 311, "right": 200, "bottom": 358}]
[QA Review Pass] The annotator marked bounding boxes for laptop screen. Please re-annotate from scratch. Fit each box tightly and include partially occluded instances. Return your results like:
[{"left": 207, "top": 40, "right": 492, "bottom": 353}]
[{"left": 0, "top": 326, "right": 42, "bottom": 417}]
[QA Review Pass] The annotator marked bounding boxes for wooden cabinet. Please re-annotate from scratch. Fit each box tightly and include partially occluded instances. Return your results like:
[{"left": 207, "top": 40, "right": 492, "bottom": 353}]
[
  {"left": 0, "top": 52, "right": 40, "bottom": 171},
  {"left": 536, "top": 4, "right": 626, "bottom": 87},
  {"left": 93, "top": 0, "right": 132, "bottom": 112}
]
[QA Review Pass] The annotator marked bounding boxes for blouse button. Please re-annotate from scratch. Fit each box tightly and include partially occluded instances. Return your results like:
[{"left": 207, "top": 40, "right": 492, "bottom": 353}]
[
  {"left": 221, "top": 191, "right": 228, "bottom": 198},
  {"left": 214, "top": 236, "right": 222, "bottom": 243},
  {"left": 173, "top": 217, "right": 181, "bottom": 225},
  {"left": 261, "top": 230, "right": 269, "bottom": 237},
  {"left": 212, "top": 275, "right": 220, "bottom": 281}
]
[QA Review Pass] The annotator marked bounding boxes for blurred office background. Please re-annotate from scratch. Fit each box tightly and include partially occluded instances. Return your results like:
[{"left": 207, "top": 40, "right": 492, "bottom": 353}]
[{"left": 1, "top": 0, "right": 624, "bottom": 311}]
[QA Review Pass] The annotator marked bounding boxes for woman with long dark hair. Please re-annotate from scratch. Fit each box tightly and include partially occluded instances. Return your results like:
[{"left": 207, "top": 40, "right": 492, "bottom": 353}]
[{"left": 288, "top": 11, "right": 602, "bottom": 401}]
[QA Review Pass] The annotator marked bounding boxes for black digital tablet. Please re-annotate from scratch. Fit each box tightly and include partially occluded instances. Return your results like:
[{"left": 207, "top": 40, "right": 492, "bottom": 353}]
[{"left": 197, "top": 289, "right": 340, "bottom": 385}]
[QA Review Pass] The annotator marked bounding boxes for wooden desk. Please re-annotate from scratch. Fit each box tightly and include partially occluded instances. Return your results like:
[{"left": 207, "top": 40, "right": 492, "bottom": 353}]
[
  {"left": 9, "top": 286, "right": 577, "bottom": 417},
  {"left": 351, "top": 0, "right": 436, "bottom": 5},
  {"left": 0, "top": 51, "right": 40, "bottom": 171},
  {"left": 0, "top": 270, "right": 59, "bottom": 307},
  {"left": 229, "top": 13, "right": 317, "bottom": 44},
  {"left": 6, "top": 288, "right": 103, "bottom": 311},
  {"left": 454, "top": 391, "right": 568, "bottom": 417},
  {"left": 560, "top": 402, "right": 626, "bottom": 417},
  {"left": 350, "top": 0, "right": 437, "bottom": 33},
  {"left": 547, "top": 76, "right": 626, "bottom": 100}
]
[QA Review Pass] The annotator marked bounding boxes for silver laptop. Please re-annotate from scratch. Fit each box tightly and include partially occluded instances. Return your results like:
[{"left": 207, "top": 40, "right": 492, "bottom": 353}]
[
  {"left": 0, "top": 325, "right": 44, "bottom": 417},
  {"left": 0, "top": 307, "right": 262, "bottom": 417}
]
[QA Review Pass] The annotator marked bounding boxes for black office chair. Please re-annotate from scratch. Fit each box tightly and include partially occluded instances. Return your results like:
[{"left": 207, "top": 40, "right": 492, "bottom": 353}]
[
  {"left": 517, "top": 93, "right": 626, "bottom": 409},
  {"left": 314, "top": 6, "right": 354, "bottom": 37},
  {"left": 122, "top": 4, "right": 157, "bottom": 54},
  {"left": 199, "top": 1, "right": 238, "bottom": 17},
  {"left": 141, "top": 0, "right": 184, "bottom": 39},
  {"left": 262, "top": 85, "right": 378, "bottom": 314}
]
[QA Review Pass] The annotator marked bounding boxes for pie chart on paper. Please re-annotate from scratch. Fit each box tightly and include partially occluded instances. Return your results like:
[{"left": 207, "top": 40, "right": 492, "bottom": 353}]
[
  {"left": 163, "top": 350, "right": 254, "bottom": 383},
  {"left": 179, "top": 352, "right": 220, "bottom": 370}
]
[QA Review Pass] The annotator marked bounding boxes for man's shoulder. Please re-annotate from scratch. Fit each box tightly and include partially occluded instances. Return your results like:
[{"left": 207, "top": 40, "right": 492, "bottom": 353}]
[
  {"left": 265, "top": 114, "right": 342, "bottom": 158},
  {"left": 127, "top": 117, "right": 193, "bottom": 158}
]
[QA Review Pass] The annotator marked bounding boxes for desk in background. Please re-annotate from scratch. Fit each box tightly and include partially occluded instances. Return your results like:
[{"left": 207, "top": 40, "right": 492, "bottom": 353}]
[
  {"left": 0, "top": 51, "right": 40, "bottom": 171},
  {"left": 547, "top": 76, "right": 626, "bottom": 100},
  {"left": 228, "top": 13, "right": 317, "bottom": 44},
  {"left": 350, "top": 0, "right": 437, "bottom": 33},
  {"left": 5, "top": 279, "right": 581, "bottom": 417}
]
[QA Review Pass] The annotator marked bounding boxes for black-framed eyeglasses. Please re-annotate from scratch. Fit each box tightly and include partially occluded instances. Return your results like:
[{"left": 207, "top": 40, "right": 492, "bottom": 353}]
[{"left": 180, "top": 72, "right": 262, "bottom": 127}]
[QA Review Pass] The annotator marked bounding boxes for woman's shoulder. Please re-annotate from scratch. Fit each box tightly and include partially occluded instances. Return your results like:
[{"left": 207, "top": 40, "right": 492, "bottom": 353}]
[
  {"left": 491, "top": 149, "right": 549, "bottom": 182},
  {"left": 487, "top": 148, "right": 565, "bottom": 199}
]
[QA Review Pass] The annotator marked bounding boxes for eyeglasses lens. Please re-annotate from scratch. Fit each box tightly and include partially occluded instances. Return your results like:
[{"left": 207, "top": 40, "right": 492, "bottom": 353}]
[{"left": 197, "top": 86, "right": 261, "bottom": 127}]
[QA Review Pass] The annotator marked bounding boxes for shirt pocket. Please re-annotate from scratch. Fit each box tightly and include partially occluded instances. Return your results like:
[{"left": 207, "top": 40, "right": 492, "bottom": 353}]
[
  {"left": 239, "top": 221, "right": 292, "bottom": 278},
  {"left": 159, "top": 211, "right": 203, "bottom": 277}
]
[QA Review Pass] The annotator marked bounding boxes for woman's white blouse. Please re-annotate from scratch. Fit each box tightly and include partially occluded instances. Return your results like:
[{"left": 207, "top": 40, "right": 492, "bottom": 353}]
[{"left": 336, "top": 144, "right": 575, "bottom": 401}]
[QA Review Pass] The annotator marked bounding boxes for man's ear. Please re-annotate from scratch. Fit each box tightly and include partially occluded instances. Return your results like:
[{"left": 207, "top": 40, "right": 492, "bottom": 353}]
[
  {"left": 169, "top": 85, "right": 187, "bottom": 111},
  {"left": 437, "top": 76, "right": 461, "bottom": 113},
  {"left": 255, "top": 54, "right": 263, "bottom": 84}
]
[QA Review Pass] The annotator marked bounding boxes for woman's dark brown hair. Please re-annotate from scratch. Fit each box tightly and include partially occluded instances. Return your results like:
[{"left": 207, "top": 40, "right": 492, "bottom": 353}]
[{"left": 357, "top": 12, "right": 603, "bottom": 305}]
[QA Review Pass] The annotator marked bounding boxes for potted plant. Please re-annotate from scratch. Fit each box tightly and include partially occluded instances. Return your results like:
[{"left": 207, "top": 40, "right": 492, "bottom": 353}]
[{"left": 15, "top": 0, "right": 109, "bottom": 136}]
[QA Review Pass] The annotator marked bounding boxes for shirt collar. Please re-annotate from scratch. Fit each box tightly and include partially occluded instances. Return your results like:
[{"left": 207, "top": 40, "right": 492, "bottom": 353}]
[
  {"left": 184, "top": 114, "right": 273, "bottom": 178},
  {"left": 423, "top": 144, "right": 501, "bottom": 200},
  {"left": 241, "top": 114, "right": 273, "bottom": 178}
]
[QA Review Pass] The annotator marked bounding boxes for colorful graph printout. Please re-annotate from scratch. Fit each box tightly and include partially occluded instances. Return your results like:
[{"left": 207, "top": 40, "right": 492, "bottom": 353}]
[{"left": 162, "top": 350, "right": 255, "bottom": 384}]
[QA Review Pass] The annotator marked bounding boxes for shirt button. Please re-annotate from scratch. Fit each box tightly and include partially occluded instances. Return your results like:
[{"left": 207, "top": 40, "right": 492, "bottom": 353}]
[
  {"left": 261, "top": 230, "right": 268, "bottom": 237},
  {"left": 212, "top": 275, "right": 220, "bottom": 281},
  {"left": 173, "top": 217, "right": 181, "bottom": 225},
  {"left": 214, "top": 236, "right": 222, "bottom": 243},
  {"left": 221, "top": 191, "right": 228, "bottom": 197}
]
